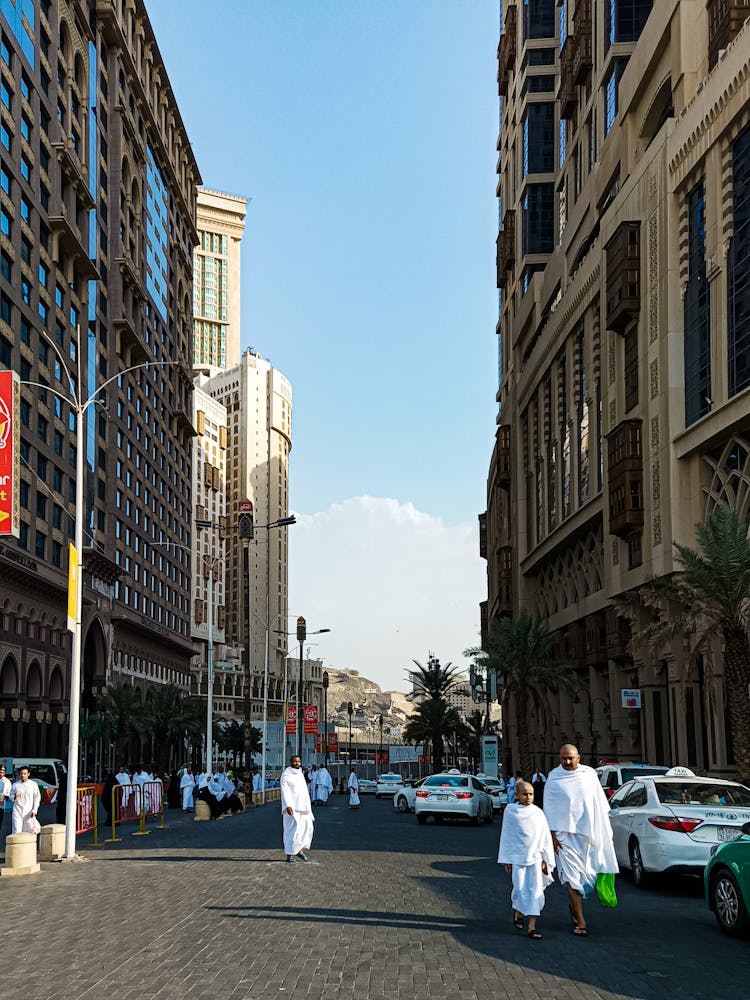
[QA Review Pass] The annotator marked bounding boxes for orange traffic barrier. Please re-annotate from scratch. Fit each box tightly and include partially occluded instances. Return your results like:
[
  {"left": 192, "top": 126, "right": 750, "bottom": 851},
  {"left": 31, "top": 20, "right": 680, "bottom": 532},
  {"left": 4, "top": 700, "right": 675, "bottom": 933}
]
[{"left": 76, "top": 785, "right": 102, "bottom": 847}]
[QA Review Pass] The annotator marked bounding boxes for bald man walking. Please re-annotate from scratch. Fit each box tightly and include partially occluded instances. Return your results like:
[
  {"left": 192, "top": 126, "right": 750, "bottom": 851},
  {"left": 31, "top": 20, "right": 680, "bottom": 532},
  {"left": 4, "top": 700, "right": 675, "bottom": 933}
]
[{"left": 543, "top": 744, "right": 618, "bottom": 935}]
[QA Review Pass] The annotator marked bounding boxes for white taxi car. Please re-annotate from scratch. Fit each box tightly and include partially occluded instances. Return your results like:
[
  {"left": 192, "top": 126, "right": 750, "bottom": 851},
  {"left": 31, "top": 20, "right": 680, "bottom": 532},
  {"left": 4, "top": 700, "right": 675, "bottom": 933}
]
[
  {"left": 393, "top": 777, "right": 426, "bottom": 813},
  {"left": 375, "top": 773, "right": 405, "bottom": 799},
  {"left": 414, "top": 771, "right": 493, "bottom": 826},
  {"left": 608, "top": 767, "right": 750, "bottom": 886}
]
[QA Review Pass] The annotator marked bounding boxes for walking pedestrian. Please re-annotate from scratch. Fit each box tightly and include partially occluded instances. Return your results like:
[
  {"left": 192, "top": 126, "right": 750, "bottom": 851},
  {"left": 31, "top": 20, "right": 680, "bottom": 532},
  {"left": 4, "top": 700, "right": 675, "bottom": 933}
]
[
  {"left": 347, "top": 768, "right": 360, "bottom": 809},
  {"left": 531, "top": 768, "right": 547, "bottom": 809},
  {"left": 544, "top": 744, "right": 618, "bottom": 936},
  {"left": 309, "top": 765, "right": 319, "bottom": 805},
  {"left": 316, "top": 764, "right": 333, "bottom": 806},
  {"left": 507, "top": 770, "right": 522, "bottom": 804},
  {"left": 0, "top": 764, "right": 11, "bottom": 837},
  {"left": 180, "top": 766, "right": 195, "bottom": 812},
  {"left": 497, "top": 780, "right": 555, "bottom": 939},
  {"left": 11, "top": 766, "right": 41, "bottom": 834},
  {"left": 280, "top": 755, "right": 314, "bottom": 862}
]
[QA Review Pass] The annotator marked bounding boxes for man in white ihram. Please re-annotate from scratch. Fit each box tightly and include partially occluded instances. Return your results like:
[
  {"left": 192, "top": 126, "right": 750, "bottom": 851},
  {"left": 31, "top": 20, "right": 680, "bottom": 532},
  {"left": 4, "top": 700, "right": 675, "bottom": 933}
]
[
  {"left": 316, "top": 763, "right": 333, "bottom": 806},
  {"left": 544, "top": 743, "right": 618, "bottom": 936},
  {"left": 180, "top": 766, "right": 195, "bottom": 812},
  {"left": 281, "top": 755, "right": 314, "bottom": 862}
]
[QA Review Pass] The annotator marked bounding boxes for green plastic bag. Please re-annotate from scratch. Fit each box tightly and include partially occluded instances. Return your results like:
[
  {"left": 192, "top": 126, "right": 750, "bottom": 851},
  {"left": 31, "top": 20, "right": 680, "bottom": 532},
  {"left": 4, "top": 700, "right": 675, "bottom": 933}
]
[{"left": 595, "top": 872, "right": 618, "bottom": 908}]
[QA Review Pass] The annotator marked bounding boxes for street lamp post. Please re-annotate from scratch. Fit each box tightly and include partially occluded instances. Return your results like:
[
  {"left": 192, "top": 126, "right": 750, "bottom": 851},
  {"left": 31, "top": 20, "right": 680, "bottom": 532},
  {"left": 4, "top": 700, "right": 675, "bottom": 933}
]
[
  {"left": 296, "top": 617, "right": 306, "bottom": 757},
  {"left": 378, "top": 714, "right": 383, "bottom": 769},
  {"left": 322, "top": 670, "right": 329, "bottom": 765},
  {"left": 23, "top": 334, "right": 184, "bottom": 860},
  {"left": 238, "top": 500, "right": 255, "bottom": 782},
  {"left": 347, "top": 701, "right": 353, "bottom": 766}
]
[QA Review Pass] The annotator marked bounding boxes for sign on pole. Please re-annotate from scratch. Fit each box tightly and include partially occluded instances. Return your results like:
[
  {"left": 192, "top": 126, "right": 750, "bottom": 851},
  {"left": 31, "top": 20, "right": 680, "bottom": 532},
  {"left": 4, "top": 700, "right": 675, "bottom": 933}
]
[
  {"left": 622, "top": 689, "right": 642, "bottom": 709},
  {"left": 481, "top": 735, "right": 499, "bottom": 778},
  {"left": 0, "top": 369, "right": 20, "bottom": 537},
  {"left": 303, "top": 705, "right": 318, "bottom": 734},
  {"left": 285, "top": 704, "right": 297, "bottom": 734},
  {"left": 67, "top": 544, "right": 79, "bottom": 633},
  {"left": 327, "top": 733, "right": 338, "bottom": 753}
]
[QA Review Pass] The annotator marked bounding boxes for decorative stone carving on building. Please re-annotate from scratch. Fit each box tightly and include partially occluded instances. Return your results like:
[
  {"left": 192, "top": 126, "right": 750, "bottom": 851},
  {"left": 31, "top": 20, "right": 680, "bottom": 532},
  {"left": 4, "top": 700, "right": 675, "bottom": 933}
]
[
  {"left": 649, "top": 358, "right": 659, "bottom": 399},
  {"left": 532, "top": 522, "right": 604, "bottom": 618},
  {"left": 648, "top": 212, "right": 659, "bottom": 344}
]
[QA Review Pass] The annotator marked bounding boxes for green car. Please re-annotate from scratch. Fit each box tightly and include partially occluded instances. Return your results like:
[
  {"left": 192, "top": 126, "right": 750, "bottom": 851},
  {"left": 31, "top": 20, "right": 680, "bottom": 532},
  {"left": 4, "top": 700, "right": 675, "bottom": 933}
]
[{"left": 705, "top": 821, "right": 750, "bottom": 937}]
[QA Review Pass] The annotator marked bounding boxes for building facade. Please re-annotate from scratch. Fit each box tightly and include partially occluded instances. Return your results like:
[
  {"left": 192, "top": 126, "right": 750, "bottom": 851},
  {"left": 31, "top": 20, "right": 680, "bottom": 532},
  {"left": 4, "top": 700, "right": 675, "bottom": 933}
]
[
  {"left": 482, "top": 0, "right": 750, "bottom": 778},
  {"left": 193, "top": 187, "right": 247, "bottom": 374},
  {"left": 0, "top": 0, "right": 200, "bottom": 760},
  {"left": 204, "top": 349, "right": 293, "bottom": 731}
]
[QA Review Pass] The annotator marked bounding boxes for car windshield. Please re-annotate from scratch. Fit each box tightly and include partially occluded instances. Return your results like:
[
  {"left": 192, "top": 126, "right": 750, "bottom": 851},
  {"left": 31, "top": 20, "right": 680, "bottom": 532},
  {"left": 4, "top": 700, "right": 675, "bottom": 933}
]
[
  {"left": 424, "top": 775, "right": 468, "bottom": 788},
  {"left": 620, "top": 767, "right": 669, "bottom": 782},
  {"left": 378, "top": 776, "right": 401, "bottom": 782},
  {"left": 655, "top": 782, "right": 750, "bottom": 807}
]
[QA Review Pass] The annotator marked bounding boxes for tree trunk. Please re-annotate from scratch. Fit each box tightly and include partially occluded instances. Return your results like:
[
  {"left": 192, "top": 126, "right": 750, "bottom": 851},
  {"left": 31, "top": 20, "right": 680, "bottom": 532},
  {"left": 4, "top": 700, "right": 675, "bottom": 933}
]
[
  {"left": 723, "top": 625, "right": 750, "bottom": 781},
  {"left": 515, "top": 689, "right": 533, "bottom": 780}
]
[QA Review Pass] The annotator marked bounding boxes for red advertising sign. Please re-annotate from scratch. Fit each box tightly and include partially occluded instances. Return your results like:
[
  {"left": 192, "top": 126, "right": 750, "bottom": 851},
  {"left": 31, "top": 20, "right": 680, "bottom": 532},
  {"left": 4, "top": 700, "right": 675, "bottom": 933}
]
[
  {"left": 303, "top": 705, "right": 318, "bottom": 735},
  {"left": 285, "top": 704, "right": 296, "bottom": 734},
  {"left": 0, "top": 370, "right": 19, "bottom": 537},
  {"left": 327, "top": 733, "right": 338, "bottom": 752},
  {"left": 314, "top": 734, "right": 321, "bottom": 753}
]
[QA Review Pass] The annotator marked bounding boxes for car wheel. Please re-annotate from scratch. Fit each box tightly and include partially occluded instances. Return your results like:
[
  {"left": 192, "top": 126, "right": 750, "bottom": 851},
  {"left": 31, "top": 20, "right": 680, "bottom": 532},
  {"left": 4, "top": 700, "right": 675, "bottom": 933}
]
[
  {"left": 416, "top": 814, "right": 427, "bottom": 825},
  {"left": 712, "top": 869, "right": 750, "bottom": 938},
  {"left": 396, "top": 795, "right": 409, "bottom": 813},
  {"left": 629, "top": 838, "right": 650, "bottom": 888}
]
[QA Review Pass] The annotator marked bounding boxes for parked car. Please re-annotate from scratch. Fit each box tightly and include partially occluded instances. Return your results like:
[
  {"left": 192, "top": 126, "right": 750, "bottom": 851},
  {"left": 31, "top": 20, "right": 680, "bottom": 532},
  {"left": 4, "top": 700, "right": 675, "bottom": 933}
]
[
  {"left": 476, "top": 775, "right": 507, "bottom": 812},
  {"left": 358, "top": 778, "right": 377, "bottom": 795},
  {"left": 375, "top": 773, "right": 405, "bottom": 799},
  {"left": 8, "top": 757, "right": 67, "bottom": 790},
  {"left": 393, "top": 777, "right": 426, "bottom": 813},
  {"left": 414, "top": 772, "right": 493, "bottom": 826},
  {"left": 596, "top": 762, "right": 670, "bottom": 798},
  {"left": 705, "top": 821, "right": 750, "bottom": 937},
  {"left": 608, "top": 768, "right": 750, "bottom": 886}
]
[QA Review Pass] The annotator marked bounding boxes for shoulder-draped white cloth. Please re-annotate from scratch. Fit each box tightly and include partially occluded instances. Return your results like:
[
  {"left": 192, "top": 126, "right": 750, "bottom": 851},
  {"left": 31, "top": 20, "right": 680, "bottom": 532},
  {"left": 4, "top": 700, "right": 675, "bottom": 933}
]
[
  {"left": 280, "top": 766, "right": 314, "bottom": 855},
  {"left": 317, "top": 767, "right": 333, "bottom": 802},
  {"left": 498, "top": 802, "right": 556, "bottom": 869},
  {"left": 544, "top": 764, "right": 618, "bottom": 893}
]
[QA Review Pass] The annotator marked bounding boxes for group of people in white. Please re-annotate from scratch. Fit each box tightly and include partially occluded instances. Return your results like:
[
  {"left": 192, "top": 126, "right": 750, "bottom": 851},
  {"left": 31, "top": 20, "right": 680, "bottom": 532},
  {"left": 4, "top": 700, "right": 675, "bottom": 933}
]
[
  {"left": 111, "top": 765, "right": 163, "bottom": 816},
  {"left": 175, "top": 765, "right": 244, "bottom": 818},
  {"left": 497, "top": 743, "right": 618, "bottom": 938}
]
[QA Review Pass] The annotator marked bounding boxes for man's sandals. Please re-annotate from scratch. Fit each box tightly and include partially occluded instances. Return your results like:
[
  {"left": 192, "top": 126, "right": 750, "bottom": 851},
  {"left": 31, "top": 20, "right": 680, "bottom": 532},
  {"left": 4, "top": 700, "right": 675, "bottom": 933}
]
[
  {"left": 513, "top": 914, "right": 524, "bottom": 929},
  {"left": 527, "top": 929, "right": 542, "bottom": 940},
  {"left": 572, "top": 925, "right": 589, "bottom": 936}
]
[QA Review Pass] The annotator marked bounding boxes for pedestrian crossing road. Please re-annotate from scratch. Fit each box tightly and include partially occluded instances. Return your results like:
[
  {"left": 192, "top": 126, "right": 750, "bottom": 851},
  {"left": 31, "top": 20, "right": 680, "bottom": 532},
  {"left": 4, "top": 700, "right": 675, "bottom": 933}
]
[{"left": 3, "top": 795, "right": 749, "bottom": 1000}]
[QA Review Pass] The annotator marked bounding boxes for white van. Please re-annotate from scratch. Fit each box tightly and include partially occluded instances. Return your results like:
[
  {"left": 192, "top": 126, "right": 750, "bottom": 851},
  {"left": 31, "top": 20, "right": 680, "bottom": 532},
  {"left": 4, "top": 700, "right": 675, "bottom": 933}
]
[{"left": 6, "top": 757, "right": 67, "bottom": 788}]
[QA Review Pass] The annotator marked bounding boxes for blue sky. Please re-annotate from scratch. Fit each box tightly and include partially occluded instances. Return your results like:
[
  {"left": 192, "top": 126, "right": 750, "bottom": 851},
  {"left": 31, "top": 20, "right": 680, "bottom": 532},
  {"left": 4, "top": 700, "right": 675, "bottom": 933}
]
[{"left": 147, "top": 1, "right": 499, "bottom": 687}]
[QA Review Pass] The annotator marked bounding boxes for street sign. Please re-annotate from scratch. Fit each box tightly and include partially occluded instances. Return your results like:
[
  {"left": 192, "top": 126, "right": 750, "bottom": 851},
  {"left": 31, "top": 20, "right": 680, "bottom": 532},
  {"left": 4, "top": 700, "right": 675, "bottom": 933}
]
[
  {"left": 67, "top": 544, "right": 79, "bottom": 633},
  {"left": 622, "top": 688, "right": 641, "bottom": 709},
  {"left": 285, "top": 704, "right": 296, "bottom": 734},
  {"left": 303, "top": 704, "right": 318, "bottom": 734},
  {"left": 327, "top": 732, "right": 338, "bottom": 752},
  {"left": 481, "top": 735, "right": 499, "bottom": 778},
  {"left": 0, "top": 369, "right": 20, "bottom": 537},
  {"left": 389, "top": 745, "right": 420, "bottom": 763}
]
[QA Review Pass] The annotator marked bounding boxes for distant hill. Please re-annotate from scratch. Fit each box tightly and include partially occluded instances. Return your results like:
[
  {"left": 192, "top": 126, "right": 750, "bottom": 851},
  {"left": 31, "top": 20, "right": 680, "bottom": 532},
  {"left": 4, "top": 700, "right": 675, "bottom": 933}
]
[{"left": 326, "top": 667, "right": 414, "bottom": 734}]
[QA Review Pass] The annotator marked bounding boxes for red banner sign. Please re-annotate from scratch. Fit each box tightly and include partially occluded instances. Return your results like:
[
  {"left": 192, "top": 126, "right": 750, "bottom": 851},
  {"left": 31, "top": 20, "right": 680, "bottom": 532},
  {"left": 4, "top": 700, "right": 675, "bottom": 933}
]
[
  {"left": 303, "top": 705, "right": 318, "bottom": 735},
  {"left": 0, "top": 370, "right": 19, "bottom": 537},
  {"left": 315, "top": 734, "right": 321, "bottom": 753},
  {"left": 285, "top": 704, "right": 296, "bottom": 734},
  {"left": 327, "top": 733, "right": 338, "bottom": 752}
]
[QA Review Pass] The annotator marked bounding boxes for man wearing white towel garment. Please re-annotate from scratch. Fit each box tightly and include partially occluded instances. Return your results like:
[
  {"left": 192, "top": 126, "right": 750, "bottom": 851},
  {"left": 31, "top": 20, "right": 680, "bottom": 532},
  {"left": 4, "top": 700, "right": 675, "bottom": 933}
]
[
  {"left": 544, "top": 744, "right": 619, "bottom": 936},
  {"left": 281, "top": 755, "right": 314, "bottom": 862},
  {"left": 498, "top": 780, "right": 555, "bottom": 939},
  {"left": 347, "top": 767, "right": 360, "bottom": 809},
  {"left": 316, "top": 763, "right": 333, "bottom": 806},
  {"left": 180, "top": 766, "right": 196, "bottom": 812}
]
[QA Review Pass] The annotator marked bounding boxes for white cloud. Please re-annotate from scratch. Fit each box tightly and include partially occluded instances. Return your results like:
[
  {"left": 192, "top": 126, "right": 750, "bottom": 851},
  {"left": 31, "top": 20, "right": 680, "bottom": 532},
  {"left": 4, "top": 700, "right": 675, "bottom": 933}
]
[{"left": 289, "top": 496, "right": 485, "bottom": 691}]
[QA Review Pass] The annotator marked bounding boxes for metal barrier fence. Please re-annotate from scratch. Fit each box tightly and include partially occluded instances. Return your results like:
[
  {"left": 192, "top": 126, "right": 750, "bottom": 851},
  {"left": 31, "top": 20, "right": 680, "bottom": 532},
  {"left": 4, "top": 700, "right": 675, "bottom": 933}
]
[
  {"left": 106, "top": 781, "right": 167, "bottom": 842},
  {"left": 76, "top": 785, "right": 102, "bottom": 847}
]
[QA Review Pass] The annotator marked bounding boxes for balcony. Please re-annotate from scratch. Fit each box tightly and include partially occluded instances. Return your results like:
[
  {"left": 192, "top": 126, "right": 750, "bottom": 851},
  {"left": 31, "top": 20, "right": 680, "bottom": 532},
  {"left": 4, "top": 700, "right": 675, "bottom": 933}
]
[
  {"left": 496, "top": 232, "right": 506, "bottom": 290},
  {"left": 480, "top": 600, "right": 489, "bottom": 649},
  {"left": 708, "top": 0, "right": 750, "bottom": 70},
  {"left": 114, "top": 315, "right": 149, "bottom": 365},
  {"left": 49, "top": 213, "right": 98, "bottom": 281},
  {"left": 479, "top": 511, "right": 488, "bottom": 559},
  {"left": 498, "top": 210, "right": 516, "bottom": 274},
  {"left": 572, "top": 0, "right": 593, "bottom": 84},
  {"left": 559, "top": 36, "right": 577, "bottom": 120},
  {"left": 584, "top": 611, "right": 607, "bottom": 666},
  {"left": 605, "top": 221, "right": 641, "bottom": 333},
  {"left": 498, "top": 423, "right": 511, "bottom": 486},
  {"left": 607, "top": 419, "right": 644, "bottom": 537},
  {"left": 497, "top": 4, "right": 517, "bottom": 97},
  {"left": 498, "top": 545, "right": 513, "bottom": 616},
  {"left": 606, "top": 606, "right": 631, "bottom": 659}
]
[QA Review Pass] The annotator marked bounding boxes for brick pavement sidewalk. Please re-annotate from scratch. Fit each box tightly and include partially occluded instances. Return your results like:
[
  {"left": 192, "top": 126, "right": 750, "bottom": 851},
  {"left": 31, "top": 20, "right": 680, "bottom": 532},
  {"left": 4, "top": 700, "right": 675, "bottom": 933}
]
[{"left": 2, "top": 796, "right": 749, "bottom": 1000}]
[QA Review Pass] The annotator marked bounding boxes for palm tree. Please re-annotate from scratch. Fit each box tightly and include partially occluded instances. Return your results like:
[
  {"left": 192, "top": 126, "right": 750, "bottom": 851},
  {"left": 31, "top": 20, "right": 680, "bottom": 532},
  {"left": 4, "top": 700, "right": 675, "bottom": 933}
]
[
  {"left": 97, "top": 683, "right": 143, "bottom": 763},
  {"left": 142, "top": 684, "right": 185, "bottom": 773},
  {"left": 409, "top": 656, "right": 462, "bottom": 700},
  {"left": 466, "top": 613, "right": 576, "bottom": 778},
  {"left": 403, "top": 698, "right": 462, "bottom": 773},
  {"left": 633, "top": 504, "right": 750, "bottom": 781},
  {"left": 216, "top": 720, "right": 256, "bottom": 769}
]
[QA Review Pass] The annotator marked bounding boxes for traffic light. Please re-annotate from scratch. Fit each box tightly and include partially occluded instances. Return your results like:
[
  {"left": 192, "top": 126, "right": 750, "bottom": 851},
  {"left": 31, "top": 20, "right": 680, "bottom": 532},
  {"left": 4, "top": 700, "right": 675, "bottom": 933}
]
[
  {"left": 296, "top": 616, "right": 306, "bottom": 642},
  {"left": 238, "top": 499, "right": 254, "bottom": 540}
]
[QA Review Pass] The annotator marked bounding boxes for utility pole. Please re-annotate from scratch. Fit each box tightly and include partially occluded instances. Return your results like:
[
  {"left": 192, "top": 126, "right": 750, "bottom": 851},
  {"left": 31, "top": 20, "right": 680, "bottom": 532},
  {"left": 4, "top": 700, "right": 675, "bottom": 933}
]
[
  {"left": 296, "top": 616, "right": 306, "bottom": 756},
  {"left": 238, "top": 500, "right": 254, "bottom": 784}
]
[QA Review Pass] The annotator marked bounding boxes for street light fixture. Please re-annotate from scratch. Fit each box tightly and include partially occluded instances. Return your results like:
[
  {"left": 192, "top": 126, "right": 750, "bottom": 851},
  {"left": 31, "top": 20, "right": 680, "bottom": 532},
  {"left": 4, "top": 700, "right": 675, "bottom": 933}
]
[
  {"left": 347, "top": 701, "right": 354, "bottom": 767},
  {"left": 322, "top": 670, "right": 329, "bottom": 765}
]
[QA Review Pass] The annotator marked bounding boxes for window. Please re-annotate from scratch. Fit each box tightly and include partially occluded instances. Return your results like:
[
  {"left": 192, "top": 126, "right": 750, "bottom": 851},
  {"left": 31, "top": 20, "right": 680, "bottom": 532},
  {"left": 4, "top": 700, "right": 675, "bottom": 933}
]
[
  {"left": 523, "top": 184, "right": 555, "bottom": 255},
  {"left": 605, "top": 58, "right": 629, "bottom": 135},
  {"left": 729, "top": 126, "right": 750, "bottom": 397},
  {"left": 39, "top": 262, "right": 48, "bottom": 287},
  {"left": 18, "top": 523, "right": 28, "bottom": 551},
  {"left": 0, "top": 164, "right": 9, "bottom": 194},
  {"left": 524, "top": 0, "right": 555, "bottom": 39},
  {"left": 0, "top": 206, "right": 10, "bottom": 238},
  {"left": 684, "top": 183, "right": 711, "bottom": 425},
  {"left": 35, "top": 531, "right": 46, "bottom": 559},
  {"left": 21, "top": 238, "right": 31, "bottom": 264},
  {"left": 20, "top": 196, "right": 31, "bottom": 223},
  {"left": 0, "top": 80, "right": 11, "bottom": 111},
  {"left": 0, "top": 249, "right": 10, "bottom": 280},
  {"left": 36, "top": 494, "right": 47, "bottom": 520},
  {"left": 523, "top": 103, "right": 554, "bottom": 175},
  {"left": 0, "top": 123, "right": 9, "bottom": 151},
  {"left": 624, "top": 327, "right": 638, "bottom": 411},
  {"left": 20, "top": 480, "right": 29, "bottom": 508},
  {"left": 20, "top": 115, "right": 31, "bottom": 141},
  {"left": 606, "top": 0, "right": 653, "bottom": 49},
  {"left": 21, "top": 278, "right": 30, "bottom": 305},
  {"left": 20, "top": 155, "right": 30, "bottom": 181},
  {"left": 52, "top": 541, "right": 62, "bottom": 567},
  {"left": 527, "top": 48, "right": 555, "bottom": 66}
]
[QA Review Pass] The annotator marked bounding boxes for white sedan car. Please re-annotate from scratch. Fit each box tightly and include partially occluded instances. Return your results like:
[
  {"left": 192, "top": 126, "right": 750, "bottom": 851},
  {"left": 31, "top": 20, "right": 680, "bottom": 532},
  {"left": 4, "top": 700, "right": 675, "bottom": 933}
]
[
  {"left": 476, "top": 776, "right": 508, "bottom": 812},
  {"left": 393, "top": 777, "right": 427, "bottom": 813},
  {"left": 375, "top": 773, "right": 405, "bottom": 798},
  {"left": 608, "top": 770, "right": 750, "bottom": 886},
  {"left": 415, "top": 772, "right": 493, "bottom": 825}
]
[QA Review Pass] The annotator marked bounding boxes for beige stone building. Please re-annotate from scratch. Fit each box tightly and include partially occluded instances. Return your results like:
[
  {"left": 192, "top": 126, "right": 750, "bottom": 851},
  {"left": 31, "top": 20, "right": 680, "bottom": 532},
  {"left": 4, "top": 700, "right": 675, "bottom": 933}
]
[
  {"left": 193, "top": 188, "right": 247, "bottom": 374},
  {"left": 204, "top": 350, "right": 293, "bottom": 730},
  {"left": 482, "top": 0, "right": 750, "bottom": 778}
]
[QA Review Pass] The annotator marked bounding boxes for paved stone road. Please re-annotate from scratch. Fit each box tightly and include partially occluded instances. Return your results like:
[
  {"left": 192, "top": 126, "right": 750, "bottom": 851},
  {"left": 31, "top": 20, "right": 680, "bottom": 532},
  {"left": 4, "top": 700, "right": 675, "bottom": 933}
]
[{"left": 3, "top": 795, "right": 749, "bottom": 1000}]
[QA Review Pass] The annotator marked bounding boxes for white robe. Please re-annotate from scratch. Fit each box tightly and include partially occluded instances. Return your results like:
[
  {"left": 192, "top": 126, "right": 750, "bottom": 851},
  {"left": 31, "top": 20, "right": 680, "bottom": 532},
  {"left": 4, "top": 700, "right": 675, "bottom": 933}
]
[
  {"left": 115, "top": 771, "right": 131, "bottom": 810},
  {"left": 132, "top": 771, "right": 148, "bottom": 814},
  {"left": 252, "top": 773, "right": 263, "bottom": 793},
  {"left": 309, "top": 770, "right": 319, "bottom": 802},
  {"left": 180, "top": 772, "right": 195, "bottom": 809},
  {"left": 280, "top": 766, "right": 314, "bottom": 855},
  {"left": 11, "top": 779, "right": 41, "bottom": 834},
  {"left": 498, "top": 803, "right": 555, "bottom": 916},
  {"left": 317, "top": 768, "right": 333, "bottom": 803},
  {"left": 348, "top": 773, "right": 360, "bottom": 807},
  {"left": 544, "top": 764, "right": 619, "bottom": 897}
]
